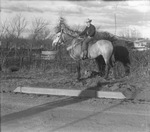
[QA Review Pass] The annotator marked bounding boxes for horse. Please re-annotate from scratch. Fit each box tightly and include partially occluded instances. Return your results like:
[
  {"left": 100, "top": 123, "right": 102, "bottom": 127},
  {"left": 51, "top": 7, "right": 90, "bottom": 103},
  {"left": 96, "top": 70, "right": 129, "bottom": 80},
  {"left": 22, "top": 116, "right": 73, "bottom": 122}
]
[{"left": 52, "top": 30, "right": 115, "bottom": 80}]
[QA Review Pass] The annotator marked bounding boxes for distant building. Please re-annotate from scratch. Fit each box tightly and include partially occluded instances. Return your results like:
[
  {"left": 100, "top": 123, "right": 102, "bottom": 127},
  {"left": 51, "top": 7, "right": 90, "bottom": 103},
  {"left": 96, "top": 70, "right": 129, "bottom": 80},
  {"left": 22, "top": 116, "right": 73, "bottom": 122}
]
[
  {"left": 134, "top": 39, "right": 147, "bottom": 47},
  {"left": 133, "top": 39, "right": 150, "bottom": 51}
]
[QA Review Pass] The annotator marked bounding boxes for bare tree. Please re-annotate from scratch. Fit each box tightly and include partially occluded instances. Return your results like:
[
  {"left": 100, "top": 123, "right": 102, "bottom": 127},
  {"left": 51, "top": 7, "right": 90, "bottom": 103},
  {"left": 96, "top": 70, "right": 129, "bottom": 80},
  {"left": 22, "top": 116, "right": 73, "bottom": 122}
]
[
  {"left": 3, "top": 14, "right": 28, "bottom": 39},
  {"left": 0, "top": 14, "right": 28, "bottom": 71},
  {"left": 119, "top": 28, "right": 141, "bottom": 39},
  {"left": 0, "top": 20, "right": 8, "bottom": 39},
  {"left": 12, "top": 14, "right": 28, "bottom": 38},
  {"left": 31, "top": 17, "right": 50, "bottom": 40},
  {"left": 26, "top": 18, "right": 51, "bottom": 66},
  {"left": 1, "top": 14, "right": 28, "bottom": 48},
  {"left": 1, "top": 20, "right": 15, "bottom": 41},
  {"left": 130, "top": 28, "right": 141, "bottom": 39},
  {"left": 71, "top": 24, "right": 84, "bottom": 32},
  {"left": 0, "top": 21, "right": 14, "bottom": 71},
  {"left": 119, "top": 28, "right": 130, "bottom": 38},
  {"left": 10, "top": 14, "right": 28, "bottom": 58}
]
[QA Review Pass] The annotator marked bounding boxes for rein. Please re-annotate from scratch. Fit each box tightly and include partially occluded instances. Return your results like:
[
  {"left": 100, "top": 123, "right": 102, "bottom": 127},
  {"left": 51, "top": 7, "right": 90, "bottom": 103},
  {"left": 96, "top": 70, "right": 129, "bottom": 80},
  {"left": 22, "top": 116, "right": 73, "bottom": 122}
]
[
  {"left": 59, "top": 26, "right": 82, "bottom": 51},
  {"left": 62, "top": 29, "right": 77, "bottom": 40},
  {"left": 62, "top": 31, "right": 78, "bottom": 51},
  {"left": 61, "top": 29, "right": 77, "bottom": 43}
]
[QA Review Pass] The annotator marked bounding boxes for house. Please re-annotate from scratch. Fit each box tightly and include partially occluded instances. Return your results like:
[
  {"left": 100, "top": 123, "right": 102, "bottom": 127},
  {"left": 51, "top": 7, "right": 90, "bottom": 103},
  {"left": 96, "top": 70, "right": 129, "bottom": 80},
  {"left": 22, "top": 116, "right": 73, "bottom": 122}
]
[
  {"left": 134, "top": 39, "right": 147, "bottom": 47},
  {"left": 133, "top": 39, "right": 150, "bottom": 51}
]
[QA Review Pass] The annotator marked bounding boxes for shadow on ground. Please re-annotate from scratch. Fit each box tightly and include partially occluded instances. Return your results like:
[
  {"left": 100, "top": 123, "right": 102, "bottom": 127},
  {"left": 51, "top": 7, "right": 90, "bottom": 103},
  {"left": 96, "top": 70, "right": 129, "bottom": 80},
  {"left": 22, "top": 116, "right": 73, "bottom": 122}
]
[
  {"left": 1, "top": 97, "right": 88, "bottom": 123},
  {"left": 1, "top": 80, "right": 126, "bottom": 124},
  {"left": 51, "top": 101, "right": 124, "bottom": 132}
]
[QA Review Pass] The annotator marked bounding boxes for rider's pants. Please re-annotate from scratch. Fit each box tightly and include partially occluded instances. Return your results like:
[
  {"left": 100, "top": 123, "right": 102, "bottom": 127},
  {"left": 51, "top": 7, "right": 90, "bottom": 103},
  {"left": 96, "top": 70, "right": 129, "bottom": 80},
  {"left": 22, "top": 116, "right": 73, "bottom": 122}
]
[{"left": 82, "top": 37, "right": 93, "bottom": 52}]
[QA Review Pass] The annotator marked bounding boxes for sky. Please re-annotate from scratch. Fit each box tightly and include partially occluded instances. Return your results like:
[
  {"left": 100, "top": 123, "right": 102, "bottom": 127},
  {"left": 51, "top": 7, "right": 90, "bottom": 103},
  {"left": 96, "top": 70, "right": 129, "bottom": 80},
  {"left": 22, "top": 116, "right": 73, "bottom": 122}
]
[{"left": 1, "top": 0, "right": 150, "bottom": 38}]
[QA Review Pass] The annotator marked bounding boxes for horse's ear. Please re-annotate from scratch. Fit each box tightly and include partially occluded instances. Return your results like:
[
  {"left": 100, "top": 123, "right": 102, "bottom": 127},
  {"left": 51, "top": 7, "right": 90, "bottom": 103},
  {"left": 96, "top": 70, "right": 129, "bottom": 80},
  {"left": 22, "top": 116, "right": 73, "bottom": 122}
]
[
  {"left": 61, "top": 24, "right": 65, "bottom": 29},
  {"left": 61, "top": 42, "right": 65, "bottom": 45},
  {"left": 61, "top": 27, "right": 65, "bottom": 33},
  {"left": 56, "top": 30, "right": 60, "bottom": 34}
]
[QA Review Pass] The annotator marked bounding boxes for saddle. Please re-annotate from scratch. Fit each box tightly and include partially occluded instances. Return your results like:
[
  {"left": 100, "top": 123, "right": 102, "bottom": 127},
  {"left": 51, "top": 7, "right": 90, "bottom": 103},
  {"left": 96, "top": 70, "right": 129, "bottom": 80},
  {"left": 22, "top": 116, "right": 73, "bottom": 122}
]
[
  {"left": 66, "top": 37, "right": 97, "bottom": 51},
  {"left": 79, "top": 37, "right": 97, "bottom": 45},
  {"left": 89, "top": 39, "right": 97, "bottom": 45}
]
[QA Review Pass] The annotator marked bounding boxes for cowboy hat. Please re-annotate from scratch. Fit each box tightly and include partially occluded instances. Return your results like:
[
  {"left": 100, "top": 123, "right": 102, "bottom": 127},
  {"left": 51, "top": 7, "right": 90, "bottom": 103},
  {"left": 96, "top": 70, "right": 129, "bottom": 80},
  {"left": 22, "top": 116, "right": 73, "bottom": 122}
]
[{"left": 86, "top": 18, "right": 92, "bottom": 23}]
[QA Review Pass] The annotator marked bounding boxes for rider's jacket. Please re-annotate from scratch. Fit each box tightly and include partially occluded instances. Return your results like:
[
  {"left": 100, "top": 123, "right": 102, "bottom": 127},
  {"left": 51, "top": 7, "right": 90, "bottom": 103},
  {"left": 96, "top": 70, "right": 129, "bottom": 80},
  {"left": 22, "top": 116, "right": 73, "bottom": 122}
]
[{"left": 79, "top": 24, "right": 96, "bottom": 37}]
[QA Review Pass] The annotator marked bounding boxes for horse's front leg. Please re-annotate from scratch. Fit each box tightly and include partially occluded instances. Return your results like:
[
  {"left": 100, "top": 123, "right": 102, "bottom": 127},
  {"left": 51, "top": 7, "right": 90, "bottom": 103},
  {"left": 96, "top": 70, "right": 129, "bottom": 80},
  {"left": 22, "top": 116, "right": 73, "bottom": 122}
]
[
  {"left": 76, "top": 61, "right": 81, "bottom": 81},
  {"left": 110, "top": 54, "right": 117, "bottom": 79},
  {"left": 113, "top": 63, "right": 117, "bottom": 79}
]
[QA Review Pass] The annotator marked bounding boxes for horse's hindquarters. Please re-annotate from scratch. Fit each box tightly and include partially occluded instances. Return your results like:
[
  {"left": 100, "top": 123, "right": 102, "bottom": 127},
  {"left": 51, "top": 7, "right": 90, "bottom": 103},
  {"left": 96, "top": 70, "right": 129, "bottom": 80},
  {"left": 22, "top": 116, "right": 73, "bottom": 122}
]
[
  {"left": 89, "top": 40, "right": 113, "bottom": 62},
  {"left": 89, "top": 40, "right": 113, "bottom": 79}
]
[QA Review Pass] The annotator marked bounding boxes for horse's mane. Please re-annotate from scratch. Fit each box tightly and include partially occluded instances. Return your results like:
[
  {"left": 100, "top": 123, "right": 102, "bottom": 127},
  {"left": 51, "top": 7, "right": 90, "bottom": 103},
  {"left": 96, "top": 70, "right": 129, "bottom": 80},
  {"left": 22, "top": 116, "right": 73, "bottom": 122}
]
[
  {"left": 96, "top": 31, "right": 134, "bottom": 44},
  {"left": 62, "top": 23, "right": 79, "bottom": 37},
  {"left": 55, "top": 17, "right": 79, "bottom": 37}
]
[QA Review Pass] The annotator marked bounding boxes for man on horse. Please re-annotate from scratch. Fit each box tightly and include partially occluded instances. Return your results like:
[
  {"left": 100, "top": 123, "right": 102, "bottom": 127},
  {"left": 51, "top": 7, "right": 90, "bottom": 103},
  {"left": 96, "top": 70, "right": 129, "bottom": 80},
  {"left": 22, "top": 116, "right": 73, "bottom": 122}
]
[{"left": 79, "top": 18, "right": 96, "bottom": 60}]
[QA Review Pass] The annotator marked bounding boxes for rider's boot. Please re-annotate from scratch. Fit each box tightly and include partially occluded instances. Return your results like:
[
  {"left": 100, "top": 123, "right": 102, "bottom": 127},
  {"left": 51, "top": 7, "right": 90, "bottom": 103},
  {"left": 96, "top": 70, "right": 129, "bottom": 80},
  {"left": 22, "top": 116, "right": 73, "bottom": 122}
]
[{"left": 82, "top": 50, "right": 88, "bottom": 60}]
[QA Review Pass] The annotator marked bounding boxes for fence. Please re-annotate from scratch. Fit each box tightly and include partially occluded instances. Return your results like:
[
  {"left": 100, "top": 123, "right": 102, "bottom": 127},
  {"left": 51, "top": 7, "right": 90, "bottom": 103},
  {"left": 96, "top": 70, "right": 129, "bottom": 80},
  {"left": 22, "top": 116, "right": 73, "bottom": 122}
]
[
  {"left": 0, "top": 47, "right": 79, "bottom": 72},
  {"left": 1, "top": 46, "right": 150, "bottom": 74}
]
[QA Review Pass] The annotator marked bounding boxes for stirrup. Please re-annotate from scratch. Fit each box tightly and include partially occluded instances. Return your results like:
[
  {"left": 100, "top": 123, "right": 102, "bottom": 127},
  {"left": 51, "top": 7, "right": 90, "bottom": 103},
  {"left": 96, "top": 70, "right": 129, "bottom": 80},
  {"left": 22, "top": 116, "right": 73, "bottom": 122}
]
[{"left": 82, "top": 55, "right": 88, "bottom": 60}]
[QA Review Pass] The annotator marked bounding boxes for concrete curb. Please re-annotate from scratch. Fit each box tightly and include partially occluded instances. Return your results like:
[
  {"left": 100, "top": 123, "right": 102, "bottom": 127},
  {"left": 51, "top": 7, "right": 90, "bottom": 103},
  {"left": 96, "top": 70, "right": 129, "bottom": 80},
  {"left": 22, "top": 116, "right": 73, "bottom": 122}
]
[{"left": 14, "top": 87, "right": 126, "bottom": 99}]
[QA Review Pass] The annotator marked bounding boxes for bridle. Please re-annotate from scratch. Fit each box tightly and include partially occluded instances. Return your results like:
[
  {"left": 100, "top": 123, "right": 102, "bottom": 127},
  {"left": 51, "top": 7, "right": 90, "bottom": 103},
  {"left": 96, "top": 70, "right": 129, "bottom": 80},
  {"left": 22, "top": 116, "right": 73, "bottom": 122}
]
[
  {"left": 54, "top": 24, "right": 81, "bottom": 50},
  {"left": 56, "top": 28, "right": 64, "bottom": 45},
  {"left": 58, "top": 28, "right": 77, "bottom": 45}
]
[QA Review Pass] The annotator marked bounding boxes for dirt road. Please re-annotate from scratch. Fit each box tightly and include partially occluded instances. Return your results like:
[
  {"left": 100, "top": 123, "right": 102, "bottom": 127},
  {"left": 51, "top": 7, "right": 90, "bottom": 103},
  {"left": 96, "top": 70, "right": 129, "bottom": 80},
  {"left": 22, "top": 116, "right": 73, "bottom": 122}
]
[{"left": 1, "top": 93, "right": 150, "bottom": 132}]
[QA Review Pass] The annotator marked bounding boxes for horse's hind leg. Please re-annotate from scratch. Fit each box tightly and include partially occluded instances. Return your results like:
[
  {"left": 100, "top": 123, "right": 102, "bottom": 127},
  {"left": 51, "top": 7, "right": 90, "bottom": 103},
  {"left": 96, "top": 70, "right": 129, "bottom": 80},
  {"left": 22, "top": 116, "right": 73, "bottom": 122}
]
[
  {"left": 110, "top": 54, "right": 117, "bottom": 79},
  {"left": 95, "top": 55, "right": 105, "bottom": 77},
  {"left": 104, "top": 63, "right": 110, "bottom": 79},
  {"left": 104, "top": 55, "right": 113, "bottom": 79},
  {"left": 76, "top": 61, "right": 81, "bottom": 81},
  {"left": 124, "top": 63, "right": 130, "bottom": 76}
]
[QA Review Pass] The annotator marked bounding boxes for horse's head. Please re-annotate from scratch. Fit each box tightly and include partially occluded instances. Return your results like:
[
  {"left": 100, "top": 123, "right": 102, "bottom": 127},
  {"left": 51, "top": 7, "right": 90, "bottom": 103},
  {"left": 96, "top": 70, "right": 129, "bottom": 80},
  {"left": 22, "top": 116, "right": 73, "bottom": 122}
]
[
  {"left": 52, "top": 30, "right": 65, "bottom": 47},
  {"left": 52, "top": 29, "right": 80, "bottom": 49}
]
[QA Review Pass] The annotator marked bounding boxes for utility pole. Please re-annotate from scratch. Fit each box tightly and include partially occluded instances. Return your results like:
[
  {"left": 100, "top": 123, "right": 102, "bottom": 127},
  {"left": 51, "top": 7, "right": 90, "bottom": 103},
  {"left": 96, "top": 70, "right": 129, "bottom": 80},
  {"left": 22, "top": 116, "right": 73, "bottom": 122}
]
[
  {"left": 114, "top": 2, "right": 119, "bottom": 35},
  {"left": 114, "top": 13, "right": 117, "bottom": 35}
]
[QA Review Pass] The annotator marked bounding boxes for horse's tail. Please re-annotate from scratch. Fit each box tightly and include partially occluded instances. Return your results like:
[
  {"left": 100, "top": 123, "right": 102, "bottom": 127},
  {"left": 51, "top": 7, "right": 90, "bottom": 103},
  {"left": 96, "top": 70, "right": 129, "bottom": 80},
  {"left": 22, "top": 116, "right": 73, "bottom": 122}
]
[{"left": 109, "top": 50, "right": 115, "bottom": 67}]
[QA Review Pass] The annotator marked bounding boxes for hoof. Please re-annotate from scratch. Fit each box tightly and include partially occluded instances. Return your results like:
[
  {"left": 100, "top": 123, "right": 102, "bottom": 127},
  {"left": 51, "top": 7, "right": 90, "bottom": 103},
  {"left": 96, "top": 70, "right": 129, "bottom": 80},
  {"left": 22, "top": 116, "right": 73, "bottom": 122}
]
[
  {"left": 124, "top": 73, "right": 130, "bottom": 77},
  {"left": 76, "top": 78, "right": 81, "bottom": 82},
  {"left": 103, "top": 78, "right": 108, "bottom": 82},
  {"left": 111, "top": 77, "right": 116, "bottom": 81},
  {"left": 104, "top": 76, "right": 108, "bottom": 80}
]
